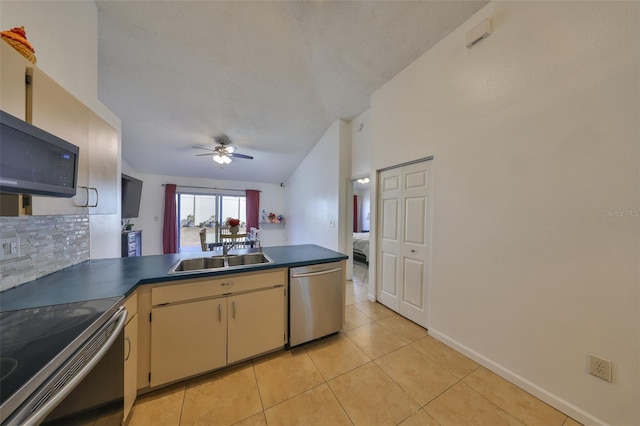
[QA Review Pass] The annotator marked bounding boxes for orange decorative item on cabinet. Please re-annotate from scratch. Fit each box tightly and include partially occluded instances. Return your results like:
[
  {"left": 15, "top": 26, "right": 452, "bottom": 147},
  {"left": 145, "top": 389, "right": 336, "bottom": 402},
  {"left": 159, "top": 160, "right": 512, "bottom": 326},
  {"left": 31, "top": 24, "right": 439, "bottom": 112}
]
[{"left": 1, "top": 26, "right": 36, "bottom": 64}]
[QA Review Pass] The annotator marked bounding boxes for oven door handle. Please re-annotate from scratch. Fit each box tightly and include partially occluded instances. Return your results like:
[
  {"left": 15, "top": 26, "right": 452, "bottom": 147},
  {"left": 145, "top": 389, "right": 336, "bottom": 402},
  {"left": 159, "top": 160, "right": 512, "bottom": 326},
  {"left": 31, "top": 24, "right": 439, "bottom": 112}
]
[{"left": 25, "top": 307, "right": 128, "bottom": 426}]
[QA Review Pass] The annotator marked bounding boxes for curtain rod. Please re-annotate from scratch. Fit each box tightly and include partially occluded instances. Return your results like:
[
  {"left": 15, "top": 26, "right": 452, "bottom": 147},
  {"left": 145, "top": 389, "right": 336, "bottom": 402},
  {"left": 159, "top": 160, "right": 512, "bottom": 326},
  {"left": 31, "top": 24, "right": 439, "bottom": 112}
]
[{"left": 162, "top": 184, "right": 261, "bottom": 192}]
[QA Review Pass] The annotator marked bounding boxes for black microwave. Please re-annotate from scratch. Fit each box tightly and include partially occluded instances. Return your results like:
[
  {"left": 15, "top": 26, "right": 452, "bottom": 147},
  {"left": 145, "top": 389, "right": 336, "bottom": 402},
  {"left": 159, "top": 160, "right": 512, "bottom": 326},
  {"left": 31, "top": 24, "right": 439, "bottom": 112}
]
[{"left": 0, "top": 110, "right": 79, "bottom": 198}]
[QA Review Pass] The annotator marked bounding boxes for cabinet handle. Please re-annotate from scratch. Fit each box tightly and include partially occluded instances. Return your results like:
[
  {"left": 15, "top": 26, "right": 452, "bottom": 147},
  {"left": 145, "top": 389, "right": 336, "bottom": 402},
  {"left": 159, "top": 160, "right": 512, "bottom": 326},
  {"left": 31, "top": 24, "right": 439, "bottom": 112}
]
[
  {"left": 221, "top": 282, "right": 233, "bottom": 287},
  {"left": 125, "top": 337, "right": 131, "bottom": 361},
  {"left": 78, "top": 186, "right": 90, "bottom": 208},
  {"left": 88, "top": 187, "right": 98, "bottom": 208},
  {"left": 218, "top": 303, "right": 222, "bottom": 321},
  {"left": 232, "top": 301, "right": 237, "bottom": 318}
]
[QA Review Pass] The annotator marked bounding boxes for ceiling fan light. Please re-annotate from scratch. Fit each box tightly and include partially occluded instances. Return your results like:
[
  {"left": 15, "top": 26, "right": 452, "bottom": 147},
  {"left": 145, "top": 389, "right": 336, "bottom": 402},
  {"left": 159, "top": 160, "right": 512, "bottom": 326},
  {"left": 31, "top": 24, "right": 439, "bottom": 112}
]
[
  {"left": 213, "top": 154, "right": 224, "bottom": 164},
  {"left": 222, "top": 155, "right": 232, "bottom": 164}
]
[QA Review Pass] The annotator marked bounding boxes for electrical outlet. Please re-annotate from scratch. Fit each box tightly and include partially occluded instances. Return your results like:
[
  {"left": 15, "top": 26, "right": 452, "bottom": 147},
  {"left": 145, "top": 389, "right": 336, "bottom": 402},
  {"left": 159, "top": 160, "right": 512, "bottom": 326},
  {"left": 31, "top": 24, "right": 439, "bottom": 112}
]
[
  {"left": 1, "top": 237, "right": 20, "bottom": 260},
  {"left": 588, "top": 354, "right": 612, "bottom": 382}
]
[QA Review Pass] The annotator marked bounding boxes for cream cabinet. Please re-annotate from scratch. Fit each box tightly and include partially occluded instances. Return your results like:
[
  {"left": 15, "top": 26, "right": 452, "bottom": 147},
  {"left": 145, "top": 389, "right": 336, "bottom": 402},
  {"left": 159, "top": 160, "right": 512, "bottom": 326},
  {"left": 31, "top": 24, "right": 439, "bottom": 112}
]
[
  {"left": 0, "top": 42, "right": 29, "bottom": 119},
  {"left": 123, "top": 292, "right": 138, "bottom": 422},
  {"left": 27, "top": 67, "right": 90, "bottom": 215},
  {"left": 87, "top": 110, "right": 118, "bottom": 214},
  {"left": 0, "top": 59, "right": 118, "bottom": 216},
  {"left": 150, "top": 298, "right": 227, "bottom": 387},
  {"left": 27, "top": 67, "right": 118, "bottom": 215},
  {"left": 228, "top": 287, "right": 285, "bottom": 364},
  {"left": 143, "top": 268, "right": 287, "bottom": 389}
]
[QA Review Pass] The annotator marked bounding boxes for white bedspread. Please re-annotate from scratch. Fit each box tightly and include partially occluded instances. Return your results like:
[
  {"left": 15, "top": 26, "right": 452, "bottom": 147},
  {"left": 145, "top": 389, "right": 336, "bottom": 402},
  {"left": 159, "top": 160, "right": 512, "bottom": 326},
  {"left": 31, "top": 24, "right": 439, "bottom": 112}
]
[{"left": 353, "top": 232, "right": 370, "bottom": 258}]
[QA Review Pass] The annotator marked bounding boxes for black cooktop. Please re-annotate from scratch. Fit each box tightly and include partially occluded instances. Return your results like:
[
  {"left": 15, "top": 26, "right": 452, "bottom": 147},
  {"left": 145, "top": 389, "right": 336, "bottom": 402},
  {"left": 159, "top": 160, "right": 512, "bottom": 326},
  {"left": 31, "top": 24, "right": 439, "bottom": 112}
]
[{"left": 0, "top": 297, "right": 123, "bottom": 414}]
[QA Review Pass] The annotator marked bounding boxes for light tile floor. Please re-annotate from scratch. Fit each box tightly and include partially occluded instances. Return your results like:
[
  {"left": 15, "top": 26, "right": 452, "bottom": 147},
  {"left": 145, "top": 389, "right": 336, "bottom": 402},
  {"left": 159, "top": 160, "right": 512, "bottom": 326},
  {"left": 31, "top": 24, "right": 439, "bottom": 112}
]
[{"left": 124, "top": 262, "right": 582, "bottom": 426}]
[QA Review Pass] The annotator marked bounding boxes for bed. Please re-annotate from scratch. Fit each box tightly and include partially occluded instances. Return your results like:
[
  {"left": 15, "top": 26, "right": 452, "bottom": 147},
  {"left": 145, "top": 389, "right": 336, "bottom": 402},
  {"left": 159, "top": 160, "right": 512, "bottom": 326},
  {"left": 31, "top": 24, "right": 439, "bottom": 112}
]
[{"left": 353, "top": 232, "right": 370, "bottom": 264}]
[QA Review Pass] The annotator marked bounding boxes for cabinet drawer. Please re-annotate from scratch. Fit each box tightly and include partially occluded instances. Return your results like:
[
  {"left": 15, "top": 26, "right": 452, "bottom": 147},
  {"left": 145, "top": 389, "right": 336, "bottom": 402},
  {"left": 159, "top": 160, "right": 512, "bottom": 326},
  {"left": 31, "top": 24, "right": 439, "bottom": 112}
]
[
  {"left": 152, "top": 268, "right": 286, "bottom": 306},
  {"left": 127, "top": 232, "right": 136, "bottom": 244}
]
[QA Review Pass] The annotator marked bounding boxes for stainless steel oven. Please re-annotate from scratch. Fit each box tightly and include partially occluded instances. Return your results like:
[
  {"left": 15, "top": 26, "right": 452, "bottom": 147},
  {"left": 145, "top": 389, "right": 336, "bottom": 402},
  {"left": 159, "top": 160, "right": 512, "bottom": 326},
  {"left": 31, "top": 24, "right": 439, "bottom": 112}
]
[{"left": 0, "top": 297, "right": 126, "bottom": 426}]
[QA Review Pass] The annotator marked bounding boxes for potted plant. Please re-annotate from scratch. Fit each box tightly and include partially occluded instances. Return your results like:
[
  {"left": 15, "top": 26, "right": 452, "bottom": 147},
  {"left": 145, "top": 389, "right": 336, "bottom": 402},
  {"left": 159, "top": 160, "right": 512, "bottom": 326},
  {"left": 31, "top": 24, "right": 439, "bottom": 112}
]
[{"left": 225, "top": 217, "right": 241, "bottom": 234}]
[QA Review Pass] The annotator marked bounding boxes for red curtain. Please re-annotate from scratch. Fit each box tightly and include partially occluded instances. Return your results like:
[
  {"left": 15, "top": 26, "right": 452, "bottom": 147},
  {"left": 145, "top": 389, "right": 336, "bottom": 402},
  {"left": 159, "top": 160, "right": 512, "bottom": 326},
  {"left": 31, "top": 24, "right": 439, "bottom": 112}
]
[
  {"left": 162, "top": 184, "right": 178, "bottom": 254},
  {"left": 353, "top": 195, "right": 358, "bottom": 232},
  {"left": 245, "top": 189, "right": 260, "bottom": 232}
]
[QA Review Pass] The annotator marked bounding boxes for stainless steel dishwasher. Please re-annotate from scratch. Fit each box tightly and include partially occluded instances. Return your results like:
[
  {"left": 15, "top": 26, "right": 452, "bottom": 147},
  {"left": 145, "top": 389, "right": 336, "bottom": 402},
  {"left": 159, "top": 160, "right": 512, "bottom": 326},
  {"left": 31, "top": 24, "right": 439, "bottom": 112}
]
[{"left": 289, "top": 261, "right": 344, "bottom": 347}]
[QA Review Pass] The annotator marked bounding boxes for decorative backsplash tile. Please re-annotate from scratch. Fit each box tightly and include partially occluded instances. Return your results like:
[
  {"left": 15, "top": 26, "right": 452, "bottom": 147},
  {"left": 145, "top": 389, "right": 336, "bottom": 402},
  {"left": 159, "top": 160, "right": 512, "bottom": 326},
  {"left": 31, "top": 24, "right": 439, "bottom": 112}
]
[{"left": 0, "top": 215, "right": 90, "bottom": 292}]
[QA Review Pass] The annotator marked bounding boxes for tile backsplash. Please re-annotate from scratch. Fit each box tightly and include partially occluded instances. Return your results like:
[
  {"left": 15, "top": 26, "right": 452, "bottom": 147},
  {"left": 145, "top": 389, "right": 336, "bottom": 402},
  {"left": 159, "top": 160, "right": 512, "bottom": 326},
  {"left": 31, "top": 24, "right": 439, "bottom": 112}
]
[{"left": 0, "top": 215, "right": 90, "bottom": 292}]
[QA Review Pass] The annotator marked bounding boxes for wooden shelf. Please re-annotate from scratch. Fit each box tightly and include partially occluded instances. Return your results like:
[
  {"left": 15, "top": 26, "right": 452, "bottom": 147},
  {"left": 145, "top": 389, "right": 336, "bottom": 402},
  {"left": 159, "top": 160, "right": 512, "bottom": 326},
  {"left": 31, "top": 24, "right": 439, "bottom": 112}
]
[{"left": 259, "top": 222, "right": 285, "bottom": 228}]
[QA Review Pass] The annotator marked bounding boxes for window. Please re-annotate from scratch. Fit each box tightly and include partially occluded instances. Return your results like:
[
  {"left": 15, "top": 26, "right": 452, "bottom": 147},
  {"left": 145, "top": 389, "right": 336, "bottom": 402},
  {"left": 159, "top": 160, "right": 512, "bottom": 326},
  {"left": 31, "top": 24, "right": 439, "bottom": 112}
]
[{"left": 177, "top": 193, "right": 246, "bottom": 252}]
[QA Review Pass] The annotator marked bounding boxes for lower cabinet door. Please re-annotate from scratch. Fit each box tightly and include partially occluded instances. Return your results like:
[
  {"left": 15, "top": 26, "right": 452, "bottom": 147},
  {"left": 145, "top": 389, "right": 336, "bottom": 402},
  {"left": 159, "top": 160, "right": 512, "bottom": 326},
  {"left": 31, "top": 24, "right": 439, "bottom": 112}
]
[
  {"left": 123, "top": 314, "right": 138, "bottom": 422},
  {"left": 228, "top": 287, "right": 285, "bottom": 364},
  {"left": 150, "top": 298, "right": 227, "bottom": 387}
]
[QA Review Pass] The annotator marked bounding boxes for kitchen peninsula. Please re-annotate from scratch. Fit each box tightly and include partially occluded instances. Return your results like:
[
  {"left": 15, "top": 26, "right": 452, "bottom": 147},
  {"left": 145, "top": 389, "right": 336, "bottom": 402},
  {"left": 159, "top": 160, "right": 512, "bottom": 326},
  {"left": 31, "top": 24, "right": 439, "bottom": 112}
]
[{"left": 0, "top": 244, "right": 347, "bottom": 425}]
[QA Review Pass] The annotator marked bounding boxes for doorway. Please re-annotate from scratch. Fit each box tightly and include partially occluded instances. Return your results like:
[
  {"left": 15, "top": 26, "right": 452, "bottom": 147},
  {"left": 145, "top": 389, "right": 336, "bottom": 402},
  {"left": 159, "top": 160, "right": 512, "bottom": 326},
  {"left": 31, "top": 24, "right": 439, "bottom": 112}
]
[
  {"left": 177, "top": 193, "right": 246, "bottom": 252},
  {"left": 352, "top": 177, "right": 371, "bottom": 287},
  {"left": 376, "top": 159, "right": 433, "bottom": 328}
]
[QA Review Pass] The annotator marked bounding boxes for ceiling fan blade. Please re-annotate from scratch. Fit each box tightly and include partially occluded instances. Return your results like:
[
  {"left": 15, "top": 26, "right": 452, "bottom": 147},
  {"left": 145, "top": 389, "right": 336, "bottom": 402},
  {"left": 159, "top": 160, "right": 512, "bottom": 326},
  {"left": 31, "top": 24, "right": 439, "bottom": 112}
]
[
  {"left": 193, "top": 146, "right": 216, "bottom": 152},
  {"left": 195, "top": 153, "right": 213, "bottom": 156},
  {"left": 229, "top": 153, "right": 253, "bottom": 160}
]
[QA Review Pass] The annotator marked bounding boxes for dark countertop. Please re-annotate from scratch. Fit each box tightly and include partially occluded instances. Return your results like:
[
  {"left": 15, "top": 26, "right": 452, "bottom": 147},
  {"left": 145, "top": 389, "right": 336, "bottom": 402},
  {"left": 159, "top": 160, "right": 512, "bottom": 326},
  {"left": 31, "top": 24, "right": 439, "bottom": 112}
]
[{"left": 0, "top": 244, "right": 347, "bottom": 312}]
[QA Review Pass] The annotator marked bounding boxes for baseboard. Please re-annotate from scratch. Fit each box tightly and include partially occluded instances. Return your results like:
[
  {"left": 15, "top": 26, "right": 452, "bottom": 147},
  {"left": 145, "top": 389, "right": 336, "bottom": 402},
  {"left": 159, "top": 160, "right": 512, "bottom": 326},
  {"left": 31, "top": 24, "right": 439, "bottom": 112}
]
[{"left": 427, "top": 328, "right": 606, "bottom": 426}]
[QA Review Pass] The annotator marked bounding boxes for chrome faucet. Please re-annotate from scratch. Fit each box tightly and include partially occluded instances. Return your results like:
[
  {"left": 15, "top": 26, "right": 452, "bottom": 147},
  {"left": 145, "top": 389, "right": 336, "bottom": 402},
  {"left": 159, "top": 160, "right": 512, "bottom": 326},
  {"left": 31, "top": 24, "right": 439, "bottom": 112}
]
[{"left": 222, "top": 241, "right": 240, "bottom": 256}]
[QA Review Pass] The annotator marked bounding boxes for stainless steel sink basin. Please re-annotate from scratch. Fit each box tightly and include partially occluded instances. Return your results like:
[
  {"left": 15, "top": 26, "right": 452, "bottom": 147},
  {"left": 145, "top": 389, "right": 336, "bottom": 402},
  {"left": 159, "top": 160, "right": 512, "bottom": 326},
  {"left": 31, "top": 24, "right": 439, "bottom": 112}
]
[
  {"left": 169, "top": 252, "right": 273, "bottom": 274},
  {"left": 171, "top": 257, "right": 226, "bottom": 272},
  {"left": 226, "top": 253, "right": 271, "bottom": 267}
]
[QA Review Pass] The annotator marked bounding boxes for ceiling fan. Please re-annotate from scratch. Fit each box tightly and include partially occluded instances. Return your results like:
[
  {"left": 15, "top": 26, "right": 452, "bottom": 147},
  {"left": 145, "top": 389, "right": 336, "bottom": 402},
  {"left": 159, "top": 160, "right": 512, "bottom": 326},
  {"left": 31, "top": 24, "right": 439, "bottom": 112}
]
[{"left": 194, "top": 136, "right": 254, "bottom": 165}]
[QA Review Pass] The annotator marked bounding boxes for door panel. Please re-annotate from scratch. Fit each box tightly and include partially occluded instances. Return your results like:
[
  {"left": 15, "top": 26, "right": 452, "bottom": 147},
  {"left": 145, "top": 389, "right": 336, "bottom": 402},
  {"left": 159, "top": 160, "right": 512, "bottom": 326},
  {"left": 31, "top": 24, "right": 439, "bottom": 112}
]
[
  {"left": 382, "top": 199, "right": 399, "bottom": 240},
  {"left": 377, "top": 168, "right": 403, "bottom": 311},
  {"left": 403, "top": 258, "right": 424, "bottom": 308},
  {"left": 404, "top": 197, "right": 426, "bottom": 245},
  {"left": 404, "top": 169, "right": 427, "bottom": 189},
  {"left": 380, "top": 252, "right": 398, "bottom": 296}
]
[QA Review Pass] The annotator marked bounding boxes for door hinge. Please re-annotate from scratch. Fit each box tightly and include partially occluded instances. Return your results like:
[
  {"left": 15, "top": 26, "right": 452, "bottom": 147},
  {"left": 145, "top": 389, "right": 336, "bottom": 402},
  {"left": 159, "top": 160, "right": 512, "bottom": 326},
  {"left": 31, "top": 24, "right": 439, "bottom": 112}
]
[
  {"left": 149, "top": 312, "right": 152, "bottom": 322},
  {"left": 148, "top": 372, "right": 151, "bottom": 382},
  {"left": 284, "top": 288, "right": 287, "bottom": 297},
  {"left": 25, "top": 73, "right": 32, "bottom": 86}
]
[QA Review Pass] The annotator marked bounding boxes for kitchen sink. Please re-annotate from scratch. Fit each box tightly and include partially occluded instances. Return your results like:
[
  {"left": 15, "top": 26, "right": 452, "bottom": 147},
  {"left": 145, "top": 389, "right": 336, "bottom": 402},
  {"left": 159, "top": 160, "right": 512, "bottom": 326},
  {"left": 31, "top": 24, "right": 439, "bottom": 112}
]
[
  {"left": 226, "top": 253, "right": 271, "bottom": 266},
  {"left": 169, "top": 252, "right": 273, "bottom": 274}
]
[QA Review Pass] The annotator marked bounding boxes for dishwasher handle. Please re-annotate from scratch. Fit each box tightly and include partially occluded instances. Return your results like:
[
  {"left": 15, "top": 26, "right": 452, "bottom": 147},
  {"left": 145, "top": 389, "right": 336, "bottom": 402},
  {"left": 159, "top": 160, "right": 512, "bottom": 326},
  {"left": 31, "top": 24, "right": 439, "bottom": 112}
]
[{"left": 290, "top": 267, "right": 342, "bottom": 279}]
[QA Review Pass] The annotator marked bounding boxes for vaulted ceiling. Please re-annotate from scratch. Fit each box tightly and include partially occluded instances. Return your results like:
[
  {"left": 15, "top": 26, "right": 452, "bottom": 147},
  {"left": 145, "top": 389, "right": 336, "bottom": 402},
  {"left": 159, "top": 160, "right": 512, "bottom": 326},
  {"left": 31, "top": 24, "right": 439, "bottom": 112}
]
[{"left": 96, "top": 1, "right": 488, "bottom": 183}]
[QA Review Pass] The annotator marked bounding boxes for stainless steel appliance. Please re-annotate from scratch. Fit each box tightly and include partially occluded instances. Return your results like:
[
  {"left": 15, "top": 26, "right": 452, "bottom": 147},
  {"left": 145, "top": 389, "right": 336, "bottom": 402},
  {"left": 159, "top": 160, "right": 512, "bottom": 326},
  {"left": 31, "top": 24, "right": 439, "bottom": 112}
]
[
  {"left": 0, "top": 297, "right": 126, "bottom": 426},
  {"left": 289, "top": 261, "right": 344, "bottom": 347},
  {"left": 0, "top": 110, "right": 80, "bottom": 198}
]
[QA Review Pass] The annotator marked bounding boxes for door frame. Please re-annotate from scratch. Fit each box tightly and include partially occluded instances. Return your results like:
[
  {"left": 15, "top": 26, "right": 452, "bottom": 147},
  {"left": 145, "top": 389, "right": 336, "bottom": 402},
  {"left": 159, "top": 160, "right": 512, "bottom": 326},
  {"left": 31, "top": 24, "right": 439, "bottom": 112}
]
[{"left": 346, "top": 174, "right": 370, "bottom": 281}]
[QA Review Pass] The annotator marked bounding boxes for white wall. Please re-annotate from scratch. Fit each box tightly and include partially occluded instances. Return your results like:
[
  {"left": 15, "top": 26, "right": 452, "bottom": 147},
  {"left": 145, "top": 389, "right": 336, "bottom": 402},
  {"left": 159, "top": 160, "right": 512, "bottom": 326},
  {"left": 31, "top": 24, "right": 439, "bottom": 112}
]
[
  {"left": 131, "top": 172, "right": 286, "bottom": 255},
  {"left": 285, "top": 119, "right": 351, "bottom": 253},
  {"left": 351, "top": 109, "right": 371, "bottom": 178},
  {"left": 1, "top": 0, "right": 123, "bottom": 260},
  {"left": 370, "top": 2, "right": 639, "bottom": 425}
]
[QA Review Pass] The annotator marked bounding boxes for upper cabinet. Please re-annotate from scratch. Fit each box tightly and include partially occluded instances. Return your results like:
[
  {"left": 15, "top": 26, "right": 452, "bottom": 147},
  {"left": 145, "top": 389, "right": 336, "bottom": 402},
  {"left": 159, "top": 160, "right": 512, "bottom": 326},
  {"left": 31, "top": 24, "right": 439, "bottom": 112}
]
[
  {"left": 87, "top": 110, "right": 118, "bottom": 214},
  {"left": 0, "top": 42, "right": 29, "bottom": 120},
  {"left": 27, "top": 67, "right": 90, "bottom": 215},
  {"left": 0, "top": 48, "right": 118, "bottom": 216}
]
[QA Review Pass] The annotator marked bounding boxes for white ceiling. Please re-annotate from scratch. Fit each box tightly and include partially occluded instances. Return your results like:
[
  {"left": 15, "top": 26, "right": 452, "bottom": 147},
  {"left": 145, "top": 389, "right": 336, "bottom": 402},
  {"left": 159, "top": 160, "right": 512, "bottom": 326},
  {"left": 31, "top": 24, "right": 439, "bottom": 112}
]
[{"left": 96, "top": 1, "right": 487, "bottom": 184}]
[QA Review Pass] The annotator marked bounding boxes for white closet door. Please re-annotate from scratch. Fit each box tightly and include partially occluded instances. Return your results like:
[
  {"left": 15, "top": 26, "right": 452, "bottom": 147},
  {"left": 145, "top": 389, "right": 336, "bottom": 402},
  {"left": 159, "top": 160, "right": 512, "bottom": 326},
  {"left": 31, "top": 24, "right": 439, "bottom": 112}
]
[
  {"left": 377, "top": 168, "right": 403, "bottom": 312},
  {"left": 399, "top": 161, "right": 431, "bottom": 326},
  {"left": 377, "top": 160, "right": 432, "bottom": 328}
]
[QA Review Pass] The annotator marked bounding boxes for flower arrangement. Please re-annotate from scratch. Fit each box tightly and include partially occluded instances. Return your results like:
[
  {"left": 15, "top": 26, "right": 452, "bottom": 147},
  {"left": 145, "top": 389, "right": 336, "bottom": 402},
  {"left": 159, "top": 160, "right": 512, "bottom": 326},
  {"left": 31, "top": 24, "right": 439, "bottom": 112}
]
[
  {"left": 268, "top": 212, "right": 276, "bottom": 222},
  {"left": 225, "top": 217, "right": 241, "bottom": 227}
]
